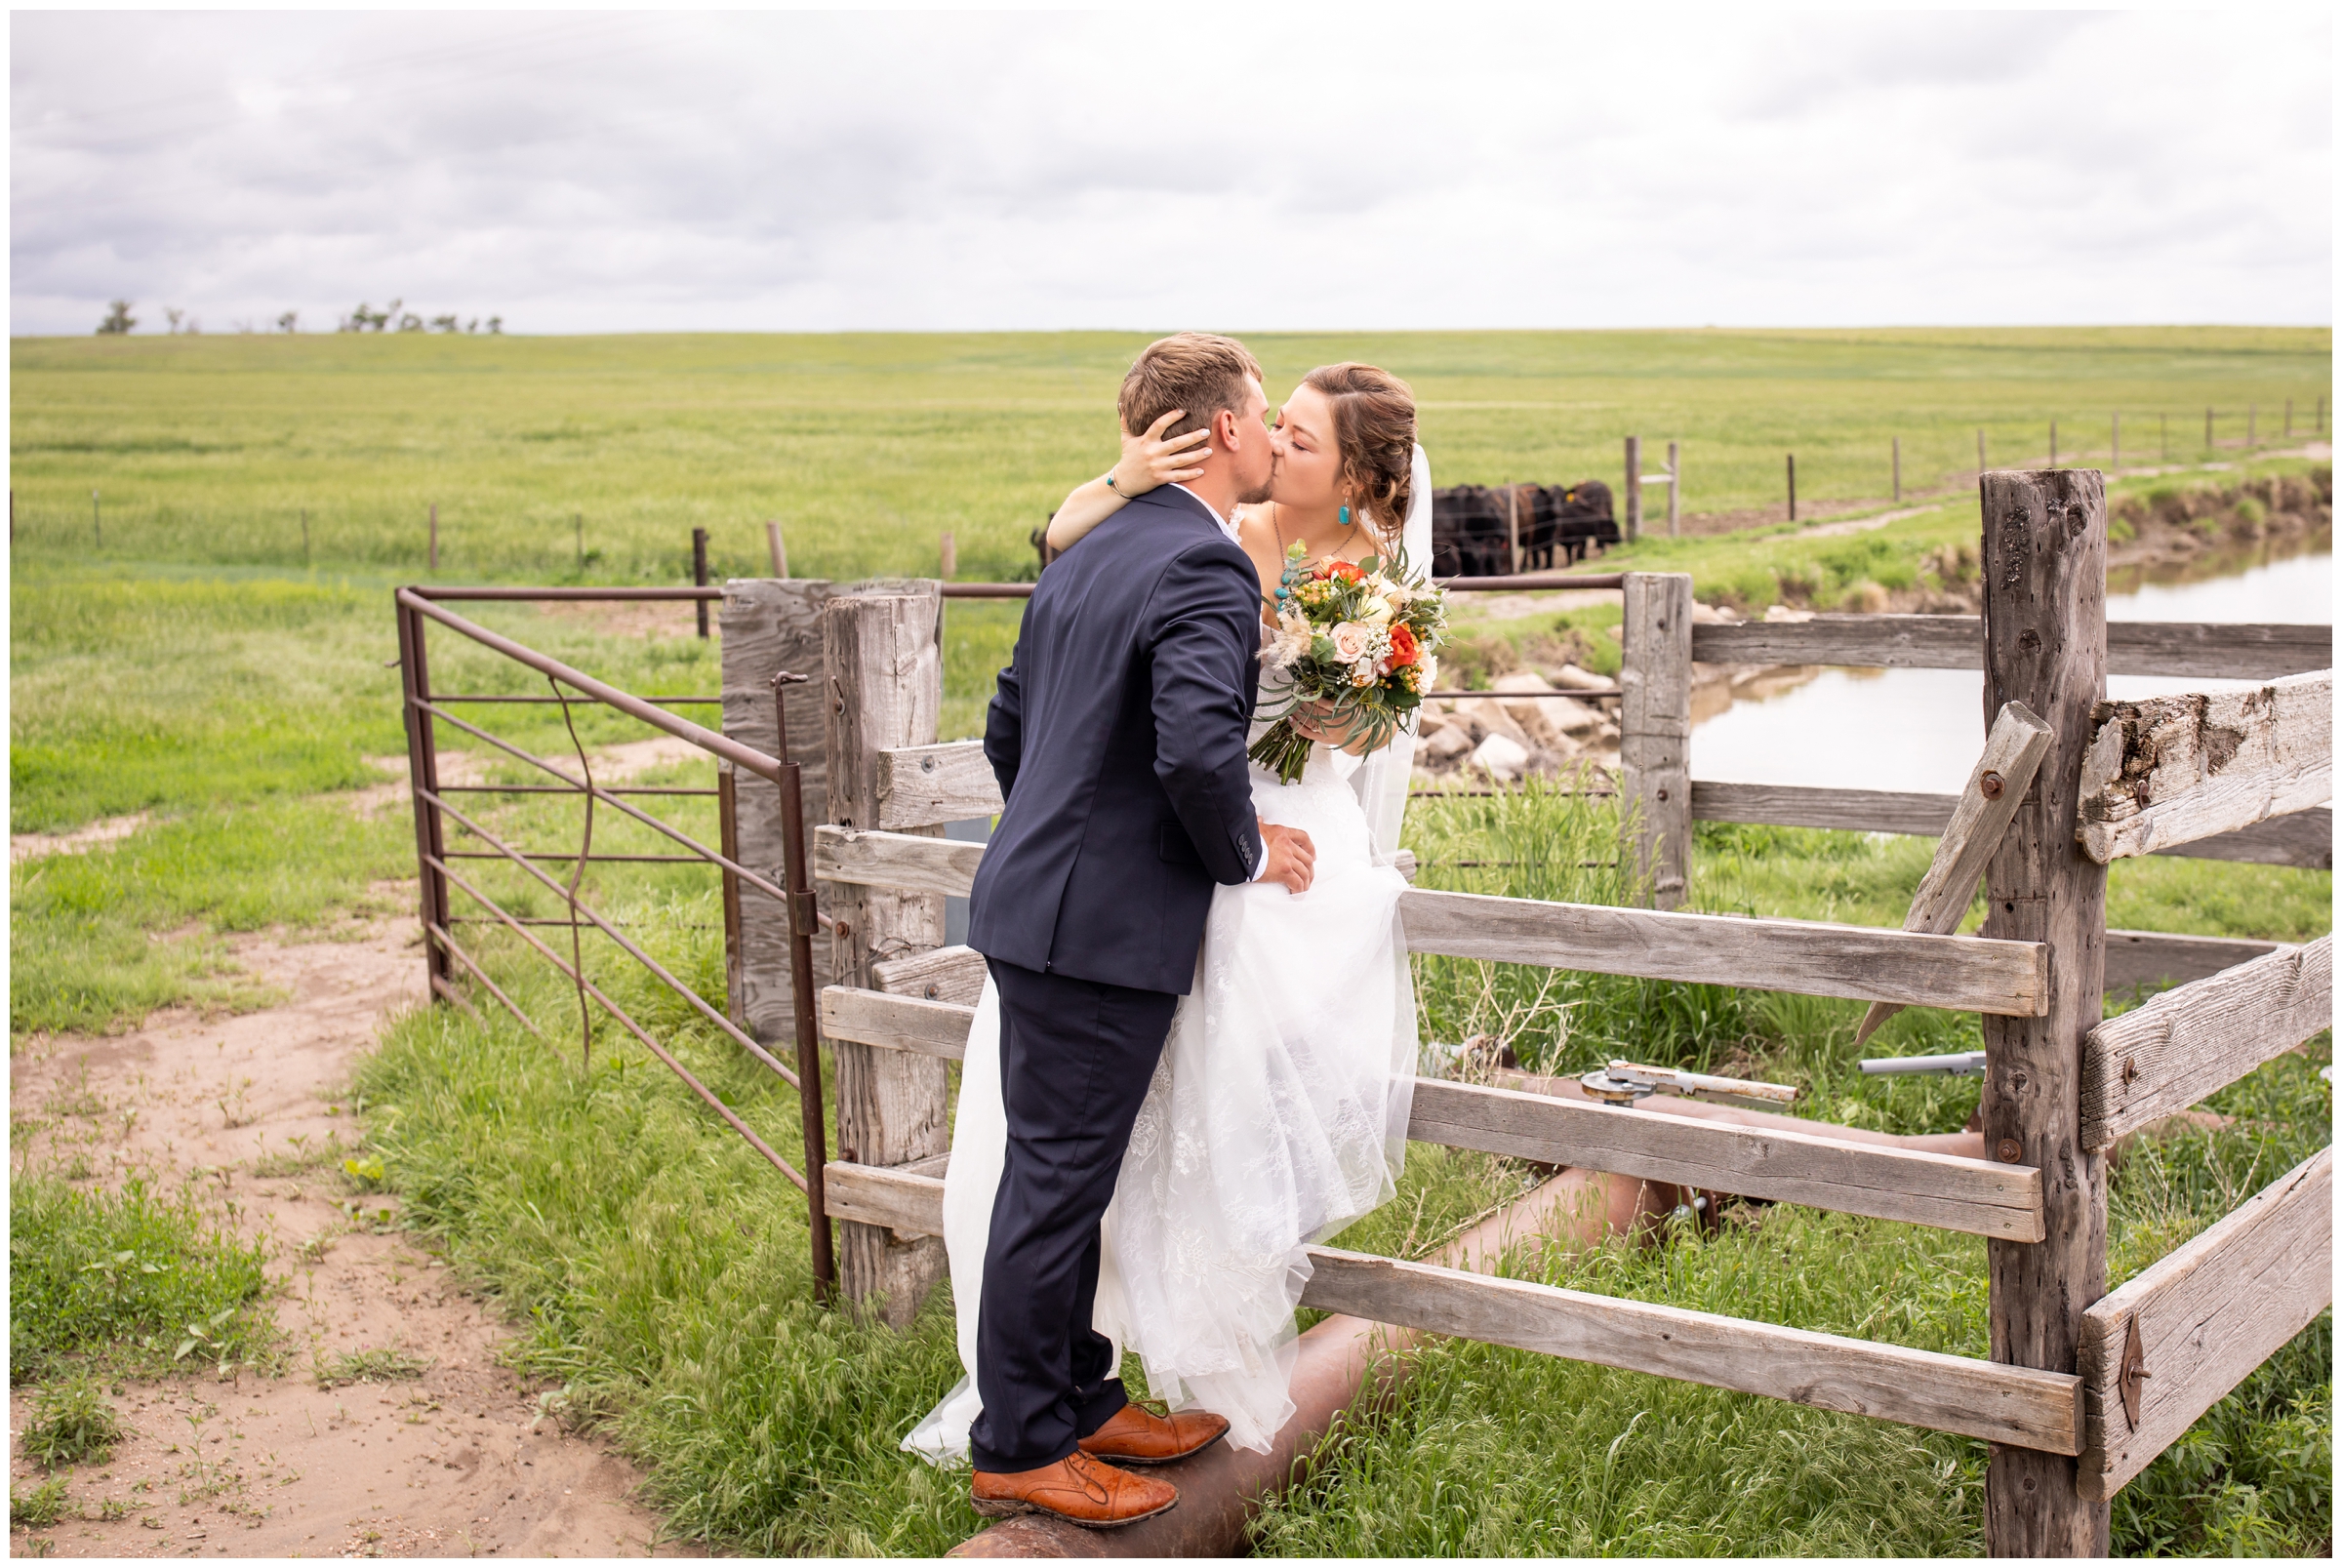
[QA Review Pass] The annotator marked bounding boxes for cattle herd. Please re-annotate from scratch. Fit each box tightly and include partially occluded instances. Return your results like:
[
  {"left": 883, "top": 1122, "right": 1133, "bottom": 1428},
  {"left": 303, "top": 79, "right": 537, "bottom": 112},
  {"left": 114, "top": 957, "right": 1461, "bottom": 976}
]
[
  {"left": 1032, "top": 479, "right": 1620, "bottom": 578},
  {"left": 1428, "top": 481, "right": 1621, "bottom": 577}
]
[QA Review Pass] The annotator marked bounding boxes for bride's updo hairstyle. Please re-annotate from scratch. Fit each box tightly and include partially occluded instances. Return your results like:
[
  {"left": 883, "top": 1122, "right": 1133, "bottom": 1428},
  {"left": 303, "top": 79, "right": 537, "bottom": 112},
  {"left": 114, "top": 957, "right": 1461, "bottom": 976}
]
[{"left": 1304, "top": 363, "right": 1416, "bottom": 548}]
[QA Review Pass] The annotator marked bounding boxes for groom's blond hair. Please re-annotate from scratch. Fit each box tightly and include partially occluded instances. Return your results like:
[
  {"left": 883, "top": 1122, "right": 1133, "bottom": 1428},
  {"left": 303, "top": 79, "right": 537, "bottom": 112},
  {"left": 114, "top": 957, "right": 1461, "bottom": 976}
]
[{"left": 1118, "top": 333, "right": 1263, "bottom": 444}]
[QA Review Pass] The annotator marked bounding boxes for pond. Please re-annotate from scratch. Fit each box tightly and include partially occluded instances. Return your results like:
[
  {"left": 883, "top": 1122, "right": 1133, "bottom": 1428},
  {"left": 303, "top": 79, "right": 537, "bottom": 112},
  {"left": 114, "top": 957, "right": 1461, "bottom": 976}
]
[{"left": 1689, "top": 550, "right": 2334, "bottom": 795}]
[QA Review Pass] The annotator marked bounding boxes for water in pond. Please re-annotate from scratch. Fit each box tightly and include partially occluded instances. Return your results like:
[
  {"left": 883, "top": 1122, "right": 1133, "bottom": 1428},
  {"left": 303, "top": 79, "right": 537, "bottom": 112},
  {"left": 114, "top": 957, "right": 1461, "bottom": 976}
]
[{"left": 1690, "top": 551, "right": 2333, "bottom": 796}]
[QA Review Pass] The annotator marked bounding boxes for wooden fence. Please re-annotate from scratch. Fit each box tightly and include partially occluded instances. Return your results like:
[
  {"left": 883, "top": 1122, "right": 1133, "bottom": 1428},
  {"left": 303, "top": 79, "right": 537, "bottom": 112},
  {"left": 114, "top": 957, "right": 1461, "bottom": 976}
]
[{"left": 699, "top": 468, "right": 2329, "bottom": 1555}]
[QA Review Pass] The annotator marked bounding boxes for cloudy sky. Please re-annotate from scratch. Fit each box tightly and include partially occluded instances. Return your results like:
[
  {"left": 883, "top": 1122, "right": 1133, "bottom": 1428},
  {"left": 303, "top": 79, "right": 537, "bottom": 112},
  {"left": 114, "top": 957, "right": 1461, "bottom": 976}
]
[{"left": 10, "top": 9, "right": 2331, "bottom": 336}]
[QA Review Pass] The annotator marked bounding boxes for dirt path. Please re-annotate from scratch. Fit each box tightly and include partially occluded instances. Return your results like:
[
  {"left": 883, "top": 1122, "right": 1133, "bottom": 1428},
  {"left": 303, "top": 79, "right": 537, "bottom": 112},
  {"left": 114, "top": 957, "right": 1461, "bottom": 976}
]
[{"left": 10, "top": 924, "right": 691, "bottom": 1558}]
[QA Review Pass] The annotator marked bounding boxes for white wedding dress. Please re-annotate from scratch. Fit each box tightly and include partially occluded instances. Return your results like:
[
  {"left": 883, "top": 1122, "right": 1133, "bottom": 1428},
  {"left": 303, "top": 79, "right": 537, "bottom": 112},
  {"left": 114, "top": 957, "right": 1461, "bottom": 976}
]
[{"left": 905, "top": 448, "right": 1433, "bottom": 1464}]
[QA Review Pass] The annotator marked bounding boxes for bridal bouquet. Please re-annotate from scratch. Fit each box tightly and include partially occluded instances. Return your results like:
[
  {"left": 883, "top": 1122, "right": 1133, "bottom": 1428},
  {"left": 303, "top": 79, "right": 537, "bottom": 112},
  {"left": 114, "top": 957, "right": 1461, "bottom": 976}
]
[{"left": 1248, "top": 543, "right": 1450, "bottom": 784}]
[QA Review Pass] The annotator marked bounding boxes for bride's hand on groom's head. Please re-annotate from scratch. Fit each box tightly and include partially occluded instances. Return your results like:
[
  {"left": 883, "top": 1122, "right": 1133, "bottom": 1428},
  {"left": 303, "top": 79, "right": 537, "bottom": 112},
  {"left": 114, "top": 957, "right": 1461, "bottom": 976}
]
[
  {"left": 1113, "top": 410, "right": 1211, "bottom": 500},
  {"left": 1258, "top": 820, "right": 1315, "bottom": 895}
]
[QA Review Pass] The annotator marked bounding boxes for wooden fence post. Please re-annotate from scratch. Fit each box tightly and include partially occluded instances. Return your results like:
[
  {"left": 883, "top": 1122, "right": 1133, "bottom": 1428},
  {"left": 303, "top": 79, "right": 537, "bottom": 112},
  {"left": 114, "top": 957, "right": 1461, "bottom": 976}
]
[
  {"left": 1623, "top": 439, "right": 1642, "bottom": 542},
  {"left": 1620, "top": 572, "right": 1693, "bottom": 910},
  {"left": 720, "top": 580, "right": 844, "bottom": 1043},
  {"left": 693, "top": 527, "right": 710, "bottom": 638},
  {"left": 1977, "top": 468, "right": 2110, "bottom": 1556},
  {"left": 824, "top": 588, "right": 950, "bottom": 1326},
  {"left": 1666, "top": 441, "right": 1680, "bottom": 535},
  {"left": 767, "top": 519, "right": 789, "bottom": 578}
]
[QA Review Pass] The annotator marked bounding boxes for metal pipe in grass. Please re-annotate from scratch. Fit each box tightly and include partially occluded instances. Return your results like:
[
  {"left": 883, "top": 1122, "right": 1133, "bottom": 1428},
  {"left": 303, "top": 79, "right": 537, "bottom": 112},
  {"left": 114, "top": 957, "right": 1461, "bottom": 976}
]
[
  {"left": 396, "top": 588, "right": 786, "bottom": 784},
  {"left": 771, "top": 668, "right": 838, "bottom": 1305},
  {"left": 420, "top": 785, "right": 802, "bottom": 1093},
  {"left": 424, "top": 851, "right": 807, "bottom": 1191}
]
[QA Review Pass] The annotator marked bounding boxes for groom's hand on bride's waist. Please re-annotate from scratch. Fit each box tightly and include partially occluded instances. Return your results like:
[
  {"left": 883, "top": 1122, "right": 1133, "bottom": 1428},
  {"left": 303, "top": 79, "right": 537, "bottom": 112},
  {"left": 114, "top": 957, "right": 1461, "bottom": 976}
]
[{"left": 1257, "top": 821, "right": 1315, "bottom": 894}]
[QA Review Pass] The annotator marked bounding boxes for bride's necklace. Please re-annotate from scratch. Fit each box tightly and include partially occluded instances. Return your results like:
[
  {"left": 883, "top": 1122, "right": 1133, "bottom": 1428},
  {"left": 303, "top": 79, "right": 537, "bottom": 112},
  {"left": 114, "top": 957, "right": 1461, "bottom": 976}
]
[{"left": 1267, "top": 501, "right": 1360, "bottom": 569}]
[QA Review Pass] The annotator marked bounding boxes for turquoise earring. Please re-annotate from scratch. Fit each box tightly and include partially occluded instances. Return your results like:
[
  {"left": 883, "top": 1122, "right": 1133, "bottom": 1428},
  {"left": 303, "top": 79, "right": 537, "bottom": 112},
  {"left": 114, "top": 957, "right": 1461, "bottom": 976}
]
[{"left": 1338, "top": 504, "right": 1353, "bottom": 529}]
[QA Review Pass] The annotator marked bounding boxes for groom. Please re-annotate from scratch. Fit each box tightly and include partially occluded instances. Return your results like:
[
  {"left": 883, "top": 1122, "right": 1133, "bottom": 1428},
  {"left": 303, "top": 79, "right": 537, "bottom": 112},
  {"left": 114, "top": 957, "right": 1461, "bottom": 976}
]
[{"left": 963, "top": 332, "right": 1317, "bottom": 1528}]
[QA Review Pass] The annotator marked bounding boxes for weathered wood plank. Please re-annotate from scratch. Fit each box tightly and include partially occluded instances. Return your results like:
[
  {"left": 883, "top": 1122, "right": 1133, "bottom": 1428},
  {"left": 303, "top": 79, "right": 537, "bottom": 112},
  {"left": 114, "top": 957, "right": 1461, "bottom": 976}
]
[
  {"left": 1689, "top": 783, "right": 2329, "bottom": 868},
  {"left": 816, "top": 824, "right": 986, "bottom": 899},
  {"left": 1857, "top": 702, "right": 2055, "bottom": 1046},
  {"left": 1691, "top": 617, "right": 2329, "bottom": 679},
  {"left": 823, "top": 588, "right": 950, "bottom": 1326},
  {"left": 2153, "top": 807, "right": 2332, "bottom": 869},
  {"left": 822, "top": 985, "right": 974, "bottom": 1062},
  {"left": 1977, "top": 466, "right": 2110, "bottom": 1554},
  {"left": 1621, "top": 573, "right": 1693, "bottom": 909},
  {"left": 2076, "top": 1146, "right": 2333, "bottom": 1500},
  {"left": 877, "top": 741, "right": 1002, "bottom": 830},
  {"left": 1399, "top": 887, "right": 2047, "bottom": 1016},
  {"left": 2080, "top": 936, "right": 2332, "bottom": 1151},
  {"left": 1691, "top": 781, "right": 1962, "bottom": 837},
  {"left": 1297, "top": 1246, "right": 2082, "bottom": 1454},
  {"left": 719, "top": 580, "right": 844, "bottom": 1044},
  {"left": 810, "top": 996, "right": 2039, "bottom": 1236},
  {"left": 823, "top": 1160, "right": 949, "bottom": 1235},
  {"left": 2078, "top": 670, "right": 2333, "bottom": 863},
  {"left": 2105, "top": 620, "right": 2332, "bottom": 681},
  {"left": 2106, "top": 930, "right": 2283, "bottom": 991},
  {"left": 1692, "top": 614, "right": 1982, "bottom": 670},
  {"left": 870, "top": 943, "right": 989, "bottom": 1005},
  {"left": 1408, "top": 1078, "right": 2043, "bottom": 1239}
]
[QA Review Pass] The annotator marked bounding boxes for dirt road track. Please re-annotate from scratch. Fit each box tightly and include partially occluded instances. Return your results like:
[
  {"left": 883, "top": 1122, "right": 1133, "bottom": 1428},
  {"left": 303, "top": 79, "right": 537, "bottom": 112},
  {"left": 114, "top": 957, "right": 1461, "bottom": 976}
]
[{"left": 10, "top": 922, "right": 693, "bottom": 1557}]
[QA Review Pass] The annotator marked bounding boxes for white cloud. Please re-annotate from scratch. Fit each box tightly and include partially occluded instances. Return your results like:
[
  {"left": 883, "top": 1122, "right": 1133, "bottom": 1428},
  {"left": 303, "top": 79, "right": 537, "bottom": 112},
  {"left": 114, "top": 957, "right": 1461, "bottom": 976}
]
[{"left": 9, "top": 9, "right": 2330, "bottom": 335}]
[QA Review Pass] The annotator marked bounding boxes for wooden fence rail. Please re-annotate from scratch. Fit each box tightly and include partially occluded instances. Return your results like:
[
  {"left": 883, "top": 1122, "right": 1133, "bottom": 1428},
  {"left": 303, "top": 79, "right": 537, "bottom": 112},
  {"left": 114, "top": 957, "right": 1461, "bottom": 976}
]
[
  {"left": 801, "top": 1158, "right": 2084, "bottom": 1454},
  {"left": 2077, "top": 670, "right": 2333, "bottom": 863},
  {"left": 2079, "top": 935, "right": 2333, "bottom": 1151},
  {"left": 819, "top": 984, "right": 2048, "bottom": 1240},
  {"left": 816, "top": 826, "right": 2048, "bottom": 1016},
  {"left": 1689, "top": 616, "right": 2330, "bottom": 679},
  {"left": 2075, "top": 1146, "right": 2332, "bottom": 1500}
]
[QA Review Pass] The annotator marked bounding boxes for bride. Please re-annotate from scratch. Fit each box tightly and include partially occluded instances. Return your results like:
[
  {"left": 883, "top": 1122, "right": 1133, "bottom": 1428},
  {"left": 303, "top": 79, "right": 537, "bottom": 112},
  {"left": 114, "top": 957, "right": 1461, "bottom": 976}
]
[{"left": 908, "top": 362, "right": 1430, "bottom": 1463}]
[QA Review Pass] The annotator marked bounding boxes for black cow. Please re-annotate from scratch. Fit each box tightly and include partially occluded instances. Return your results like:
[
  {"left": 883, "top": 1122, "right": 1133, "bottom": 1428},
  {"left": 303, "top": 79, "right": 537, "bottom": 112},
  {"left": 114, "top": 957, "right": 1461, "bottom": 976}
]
[{"left": 1432, "top": 481, "right": 1617, "bottom": 574}]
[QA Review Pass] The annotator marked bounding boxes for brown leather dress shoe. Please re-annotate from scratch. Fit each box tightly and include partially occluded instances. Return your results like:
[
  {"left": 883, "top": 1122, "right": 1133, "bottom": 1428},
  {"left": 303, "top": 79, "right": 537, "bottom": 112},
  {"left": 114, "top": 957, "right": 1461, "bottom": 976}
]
[
  {"left": 969, "top": 1451, "right": 1178, "bottom": 1530},
  {"left": 1077, "top": 1401, "right": 1231, "bottom": 1466}
]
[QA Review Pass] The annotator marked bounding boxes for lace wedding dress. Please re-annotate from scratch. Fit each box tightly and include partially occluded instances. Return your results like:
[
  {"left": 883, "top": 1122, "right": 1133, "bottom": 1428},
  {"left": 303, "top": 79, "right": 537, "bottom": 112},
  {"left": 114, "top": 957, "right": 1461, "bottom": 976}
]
[{"left": 905, "top": 448, "right": 1433, "bottom": 1463}]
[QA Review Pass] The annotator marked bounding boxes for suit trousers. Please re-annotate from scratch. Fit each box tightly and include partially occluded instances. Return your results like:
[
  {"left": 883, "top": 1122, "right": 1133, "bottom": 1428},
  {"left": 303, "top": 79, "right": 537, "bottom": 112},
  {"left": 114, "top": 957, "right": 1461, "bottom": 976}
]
[{"left": 969, "top": 957, "right": 1181, "bottom": 1474}]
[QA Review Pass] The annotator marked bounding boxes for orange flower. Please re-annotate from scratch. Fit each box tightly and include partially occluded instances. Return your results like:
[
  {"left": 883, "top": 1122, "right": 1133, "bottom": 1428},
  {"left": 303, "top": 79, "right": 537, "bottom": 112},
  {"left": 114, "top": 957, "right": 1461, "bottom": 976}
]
[
  {"left": 1386, "top": 622, "right": 1420, "bottom": 668},
  {"left": 1316, "top": 558, "right": 1364, "bottom": 583}
]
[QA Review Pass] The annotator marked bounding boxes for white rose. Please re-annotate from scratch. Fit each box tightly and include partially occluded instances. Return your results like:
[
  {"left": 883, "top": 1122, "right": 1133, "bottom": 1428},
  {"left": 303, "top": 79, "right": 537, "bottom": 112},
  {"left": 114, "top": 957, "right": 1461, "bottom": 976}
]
[
  {"left": 1356, "top": 595, "right": 1393, "bottom": 625},
  {"left": 1329, "top": 622, "right": 1373, "bottom": 663}
]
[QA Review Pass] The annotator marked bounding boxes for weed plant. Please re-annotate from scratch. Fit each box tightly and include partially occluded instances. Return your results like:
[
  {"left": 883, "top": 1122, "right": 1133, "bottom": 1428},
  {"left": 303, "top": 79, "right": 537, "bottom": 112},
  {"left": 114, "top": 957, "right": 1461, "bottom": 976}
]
[
  {"left": 9, "top": 1476, "right": 72, "bottom": 1528},
  {"left": 18, "top": 1376, "right": 126, "bottom": 1468},
  {"left": 8, "top": 1171, "right": 275, "bottom": 1385}
]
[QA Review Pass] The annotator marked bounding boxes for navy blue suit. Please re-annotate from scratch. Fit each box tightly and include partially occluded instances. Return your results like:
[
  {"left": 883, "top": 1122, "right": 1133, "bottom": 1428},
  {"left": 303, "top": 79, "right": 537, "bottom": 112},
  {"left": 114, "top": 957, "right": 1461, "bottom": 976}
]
[{"left": 964, "top": 485, "right": 1266, "bottom": 1473}]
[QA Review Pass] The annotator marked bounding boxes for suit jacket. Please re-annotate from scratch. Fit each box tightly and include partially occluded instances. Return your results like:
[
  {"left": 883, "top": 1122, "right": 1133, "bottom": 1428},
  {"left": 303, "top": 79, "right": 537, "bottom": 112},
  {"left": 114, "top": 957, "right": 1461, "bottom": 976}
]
[{"left": 967, "top": 486, "right": 1266, "bottom": 995}]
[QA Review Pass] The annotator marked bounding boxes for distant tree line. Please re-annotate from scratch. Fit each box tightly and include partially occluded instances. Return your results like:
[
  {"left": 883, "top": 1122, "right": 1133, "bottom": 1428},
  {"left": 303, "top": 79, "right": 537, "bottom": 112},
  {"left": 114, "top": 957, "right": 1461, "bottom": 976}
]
[{"left": 94, "top": 299, "right": 505, "bottom": 335}]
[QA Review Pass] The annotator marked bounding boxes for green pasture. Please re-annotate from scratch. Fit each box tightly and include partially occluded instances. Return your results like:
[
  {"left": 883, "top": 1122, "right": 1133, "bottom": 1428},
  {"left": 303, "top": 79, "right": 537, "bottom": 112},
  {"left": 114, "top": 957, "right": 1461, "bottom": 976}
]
[
  {"left": 9, "top": 327, "right": 2332, "bottom": 1554},
  {"left": 10, "top": 327, "right": 2328, "bottom": 585}
]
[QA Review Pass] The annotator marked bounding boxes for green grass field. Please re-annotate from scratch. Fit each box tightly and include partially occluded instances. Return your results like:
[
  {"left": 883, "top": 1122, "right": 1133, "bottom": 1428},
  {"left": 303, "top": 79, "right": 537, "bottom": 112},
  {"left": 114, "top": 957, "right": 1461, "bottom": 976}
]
[
  {"left": 10, "top": 327, "right": 2331, "bottom": 1555},
  {"left": 11, "top": 327, "right": 2328, "bottom": 585}
]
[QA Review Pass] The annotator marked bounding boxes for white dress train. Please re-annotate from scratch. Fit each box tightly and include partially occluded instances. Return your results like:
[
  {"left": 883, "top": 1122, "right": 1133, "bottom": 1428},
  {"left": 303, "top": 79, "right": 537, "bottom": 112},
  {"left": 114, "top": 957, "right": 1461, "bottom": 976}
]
[{"left": 904, "top": 447, "right": 1433, "bottom": 1465}]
